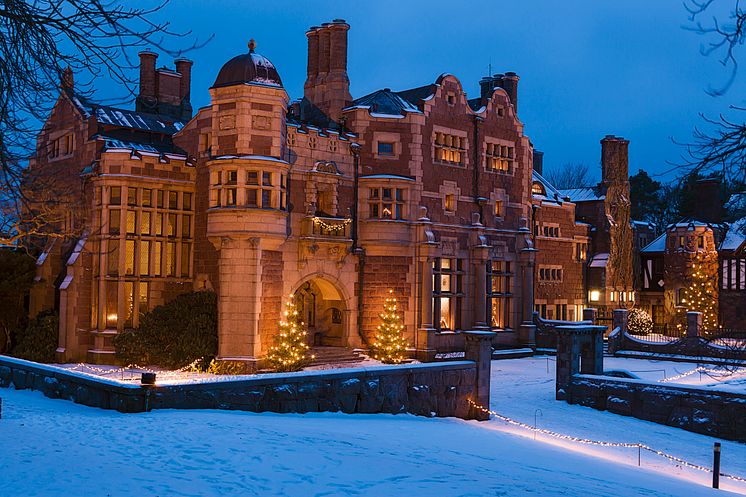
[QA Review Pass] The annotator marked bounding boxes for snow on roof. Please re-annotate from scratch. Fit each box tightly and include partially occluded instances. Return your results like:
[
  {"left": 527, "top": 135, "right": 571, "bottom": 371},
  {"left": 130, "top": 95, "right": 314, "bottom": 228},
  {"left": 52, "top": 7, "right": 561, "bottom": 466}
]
[
  {"left": 348, "top": 88, "right": 423, "bottom": 117},
  {"left": 95, "top": 135, "right": 186, "bottom": 156},
  {"left": 721, "top": 218, "right": 746, "bottom": 252},
  {"left": 532, "top": 170, "right": 565, "bottom": 204},
  {"left": 632, "top": 220, "right": 656, "bottom": 229},
  {"left": 641, "top": 232, "right": 667, "bottom": 253},
  {"left": 589, "top": 252, "right": 609, "bottom": 268},
  {"left": 360, "top": 174, "right": 415, "bottom": 181},
  {"left": 558, "top": 186, "right": 604, "bottom": 203}
]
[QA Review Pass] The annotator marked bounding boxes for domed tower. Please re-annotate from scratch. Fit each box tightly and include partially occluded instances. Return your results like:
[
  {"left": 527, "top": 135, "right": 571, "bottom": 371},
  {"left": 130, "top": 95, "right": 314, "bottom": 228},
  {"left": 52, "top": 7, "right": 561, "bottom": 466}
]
[{"left": 207, "top": 40, "right": 290, "bottom": 370}]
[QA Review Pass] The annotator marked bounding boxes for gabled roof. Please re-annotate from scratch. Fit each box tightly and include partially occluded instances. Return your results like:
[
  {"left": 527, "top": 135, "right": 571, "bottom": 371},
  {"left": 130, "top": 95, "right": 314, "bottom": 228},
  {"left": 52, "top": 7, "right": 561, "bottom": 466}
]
[
  {"left": 641, "top": 232, "right": 666, "bottom": 253},
  {"left": 347, "top": 88, "right": 423, "bottom": 117},
  {"left": 721, "top": 218, "right": 746, "bottom": 252},
  {"left": 532, "top": 170, "right": 566, "bottom": 204},
  {"left": 558, "top": 186, "right": 604, "bottom": 203}
]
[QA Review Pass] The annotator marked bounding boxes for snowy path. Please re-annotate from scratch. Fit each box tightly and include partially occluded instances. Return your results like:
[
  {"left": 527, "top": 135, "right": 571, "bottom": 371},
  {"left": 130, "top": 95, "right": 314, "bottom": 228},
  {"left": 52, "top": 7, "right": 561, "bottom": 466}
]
[
  {"left": 487, "top": 356, "right": 746, "bottom": 495},
  {"left": 0, "top": 378, "right": 737, "bottom": 496}
]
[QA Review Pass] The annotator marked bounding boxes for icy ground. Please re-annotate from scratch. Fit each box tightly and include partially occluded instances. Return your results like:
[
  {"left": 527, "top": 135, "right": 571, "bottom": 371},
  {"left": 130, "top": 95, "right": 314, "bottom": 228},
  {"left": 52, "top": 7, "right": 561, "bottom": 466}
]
[{"left": 1, "top": 356, "right": 745, "bottom": 496}]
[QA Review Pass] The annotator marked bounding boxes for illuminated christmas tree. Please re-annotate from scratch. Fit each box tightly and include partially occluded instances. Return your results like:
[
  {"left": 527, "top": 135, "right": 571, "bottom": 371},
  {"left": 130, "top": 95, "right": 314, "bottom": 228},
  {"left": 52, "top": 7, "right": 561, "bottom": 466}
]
[
  {"left": 627, "top": 308, "right": 653, "bottom": 335},
  {"left": 371, "top": 290, "right": 408, "bottom": 364},
  {"left": 680, "top": 251, "right": 719, "bottom": 332},
  {"left": 266, "top": 298, "right": 311, "bottom": 372}
]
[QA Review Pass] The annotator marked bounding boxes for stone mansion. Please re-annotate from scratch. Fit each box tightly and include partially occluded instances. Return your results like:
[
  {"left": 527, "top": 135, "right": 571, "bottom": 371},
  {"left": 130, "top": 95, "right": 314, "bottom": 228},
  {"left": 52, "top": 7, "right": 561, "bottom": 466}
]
[{"left": 28, "top": 20, "right": 632, "bottom": 368}]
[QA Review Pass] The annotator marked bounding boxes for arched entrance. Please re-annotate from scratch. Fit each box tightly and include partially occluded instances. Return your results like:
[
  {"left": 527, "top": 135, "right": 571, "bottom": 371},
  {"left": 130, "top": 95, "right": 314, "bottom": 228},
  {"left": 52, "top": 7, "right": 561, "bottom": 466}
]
[{"left": 293, "top": 277, "right": 348, "bottom": 347}]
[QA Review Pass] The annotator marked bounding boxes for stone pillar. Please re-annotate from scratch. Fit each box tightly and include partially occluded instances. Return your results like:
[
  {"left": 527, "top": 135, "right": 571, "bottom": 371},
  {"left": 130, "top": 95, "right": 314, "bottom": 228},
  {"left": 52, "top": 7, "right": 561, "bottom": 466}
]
[
  {"left": 216, "top": 237, "right": 262, "bottom": 371},
  {"left": 464, "top": 330, "right": 496, "bottom": 421},
  {"left": 472, "top": 249, "right": 489, "bottom": 330},
  {"left": 555, "top": 325, "right": 607, "bottom": 401},
  {"left": 687, "top": 311, "right": 702, "bottom": 338},
  {"left": 612, "top": 308, "right": 628, "bottom": 334},
  {"left": 518, "top": 247, "right": 537, "bottom": 348},
  {"left": 416, "top": 255, "right": 436, "bottom": 361},
  {"left": 583, "top": 308, "right": 597, "bottom": 323}
]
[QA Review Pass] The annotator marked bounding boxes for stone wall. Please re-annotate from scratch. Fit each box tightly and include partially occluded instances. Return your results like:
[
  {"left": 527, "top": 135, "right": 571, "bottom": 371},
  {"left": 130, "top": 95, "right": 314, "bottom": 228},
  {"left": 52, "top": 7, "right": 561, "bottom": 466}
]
[
  {"left": 0, "top": 355, "right": 485, "bottom": 420},
  {"left": 567, "top": 374, "right": 746, "bottom": 441}
]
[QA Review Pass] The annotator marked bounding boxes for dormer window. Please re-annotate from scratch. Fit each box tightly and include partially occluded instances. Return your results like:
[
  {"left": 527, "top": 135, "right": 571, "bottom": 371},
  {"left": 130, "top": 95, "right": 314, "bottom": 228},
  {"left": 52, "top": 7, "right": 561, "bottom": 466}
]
[{"left": 532, "top": 182, "right": 545, "bottom": 196}]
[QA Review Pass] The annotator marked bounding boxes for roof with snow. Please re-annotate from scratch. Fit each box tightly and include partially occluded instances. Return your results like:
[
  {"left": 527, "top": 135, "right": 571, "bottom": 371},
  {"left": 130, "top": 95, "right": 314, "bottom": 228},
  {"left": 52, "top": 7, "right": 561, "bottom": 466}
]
[
  {"left": 721, "top": 218, "right": 746, "bottom": 252},
  {"left": 95, "top": 135, "right": 187, "bottom": 156},
  {"left": 558, "top": 186, "right": 604, "bottom": 203},
  {"left": 65, "top": 89, "right": 186, "bottom": 135},
  {"left": 346, "top": 87, "right": 425, "bottom": 117},
  {"left": 641, "top": 232, "right": 666, "bottom": 253},
  {"left": 532, "top": 170, "right": 566, "bottom": 204},
  {"left": 589, "top": 252, "right": 609, "bottom": 268}
]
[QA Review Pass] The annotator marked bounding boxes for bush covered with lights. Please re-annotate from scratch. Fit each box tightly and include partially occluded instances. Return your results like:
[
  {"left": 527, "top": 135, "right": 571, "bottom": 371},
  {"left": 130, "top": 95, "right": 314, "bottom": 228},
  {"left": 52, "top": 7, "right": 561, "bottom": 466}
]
[
  {"left": 627, "top": 308, "right": 653, "bottom": 335},
  {"left": 114, "top": 291, "right": 217, "bottom": 369},
  {"left": 266, "top": 298, "right": 312, "bottom": 372},
  {"left": 12, "top": 310, "right": 59, "bottom": 363}
]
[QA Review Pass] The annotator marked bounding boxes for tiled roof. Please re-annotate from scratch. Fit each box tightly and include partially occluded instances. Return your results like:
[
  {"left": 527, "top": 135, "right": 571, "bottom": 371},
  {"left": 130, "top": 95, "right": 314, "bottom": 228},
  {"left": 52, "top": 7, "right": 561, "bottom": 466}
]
[
  {"left": 65, "top": 89, "right": 185, "bottom": 135},
  {"left": 94, "top": 135, "right": 187, "bottom": 156},
  {"left": 558, "top": 186, "right": 604, "bottom": 202}
]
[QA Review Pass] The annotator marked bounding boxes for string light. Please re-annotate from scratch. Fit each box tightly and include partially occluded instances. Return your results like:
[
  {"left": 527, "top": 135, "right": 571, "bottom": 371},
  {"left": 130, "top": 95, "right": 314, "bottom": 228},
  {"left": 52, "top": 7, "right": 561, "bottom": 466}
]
[
  {"left": 266, "top": 297, "right": 314, "bottom": 372},
  {"left": 312, "top": 216, "right": 351, "bottom": 234},
  {"left": 467, "top": 399, "right": 746, "bottom": 483},
  {"left": 370, "top": 289, "right": 408, "bottom": 364}
]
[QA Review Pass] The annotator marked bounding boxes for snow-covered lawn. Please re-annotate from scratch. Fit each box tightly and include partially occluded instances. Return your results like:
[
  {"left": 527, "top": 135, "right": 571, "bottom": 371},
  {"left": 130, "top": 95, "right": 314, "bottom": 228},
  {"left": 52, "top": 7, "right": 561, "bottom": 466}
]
[{"left": 1, "top": 355, "right": 745, "bottom": 496}]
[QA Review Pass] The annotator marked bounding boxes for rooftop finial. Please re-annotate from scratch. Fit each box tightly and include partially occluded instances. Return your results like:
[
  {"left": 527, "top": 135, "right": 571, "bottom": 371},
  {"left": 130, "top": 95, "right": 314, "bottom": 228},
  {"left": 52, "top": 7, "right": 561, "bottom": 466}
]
[{"left": 248, "top": 39, "right": 256, "bottom": 53}]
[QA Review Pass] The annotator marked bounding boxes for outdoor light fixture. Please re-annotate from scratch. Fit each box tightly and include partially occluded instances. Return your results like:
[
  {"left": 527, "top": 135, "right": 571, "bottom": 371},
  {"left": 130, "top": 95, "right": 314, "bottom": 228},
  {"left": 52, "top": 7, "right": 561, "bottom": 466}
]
[{"left": 589, "top": 290, "right": 600, "bottom": 302}]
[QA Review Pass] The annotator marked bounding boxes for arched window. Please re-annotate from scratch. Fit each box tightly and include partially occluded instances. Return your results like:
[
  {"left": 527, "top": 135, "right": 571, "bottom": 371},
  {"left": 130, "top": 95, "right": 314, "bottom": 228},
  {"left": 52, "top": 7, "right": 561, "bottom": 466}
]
[{"left": 532, "top": 182, "right": 545, "bottom": 196}]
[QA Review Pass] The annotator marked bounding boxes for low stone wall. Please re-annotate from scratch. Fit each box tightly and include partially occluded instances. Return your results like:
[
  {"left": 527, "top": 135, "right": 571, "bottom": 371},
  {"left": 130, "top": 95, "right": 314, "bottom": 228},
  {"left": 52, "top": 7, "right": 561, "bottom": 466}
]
[
  {"left": 608, "top": 328, "right": 746, "bottom": 363},
  {"left": 567, "top": 374, "right": 746, "bottom": 441},
  {"left": 0, "top": 355, "right": 483, "bottom": 420}
]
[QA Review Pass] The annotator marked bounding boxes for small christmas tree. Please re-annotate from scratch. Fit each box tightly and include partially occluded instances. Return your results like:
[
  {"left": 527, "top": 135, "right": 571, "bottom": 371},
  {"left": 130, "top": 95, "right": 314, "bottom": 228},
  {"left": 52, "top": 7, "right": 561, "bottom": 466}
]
[
  {"left": 680, "top": 251, "right": 719, "bottom": 332},
  {"left": 371, "top": 290, "right": 408, "bottom": 364},
  {"left": 266, "top": 298, "right": 311, "bottom": 372}
]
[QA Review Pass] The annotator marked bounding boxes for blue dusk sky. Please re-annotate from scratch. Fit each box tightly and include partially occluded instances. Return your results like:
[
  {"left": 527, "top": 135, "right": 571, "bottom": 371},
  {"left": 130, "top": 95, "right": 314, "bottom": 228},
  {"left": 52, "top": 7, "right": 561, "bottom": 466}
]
[{"left": 102, "top": 0, "right": 743, "bottom": 183}]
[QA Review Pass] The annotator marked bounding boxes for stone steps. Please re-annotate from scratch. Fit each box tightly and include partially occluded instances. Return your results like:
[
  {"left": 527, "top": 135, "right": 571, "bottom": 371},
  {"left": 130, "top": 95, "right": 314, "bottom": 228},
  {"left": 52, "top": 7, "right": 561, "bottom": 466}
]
[{"left": 307, "top": 347, "right": 365, "bottom": 367}]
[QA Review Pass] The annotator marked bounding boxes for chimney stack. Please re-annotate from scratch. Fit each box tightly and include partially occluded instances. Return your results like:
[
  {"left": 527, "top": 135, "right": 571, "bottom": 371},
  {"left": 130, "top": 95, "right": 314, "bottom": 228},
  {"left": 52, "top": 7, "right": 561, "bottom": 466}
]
[
  {"left": 501, "top": 72, "right": 519, "bottom": 113},
  {"left": 136, "top": 50, "right": 158, "bottom": 113},
  {"left": 175, "top": 58, "right": 193, "bottom": 120},
  {"left": 695, "top": 178, "right": 724, "bottom": 223},
  {"left": 304, "top": 19, "right": 352, "bottom": 123},
  {"left": 533, "top": 149, "right": 544, "bottom": 176},
  {"left": 600, "top": 135, "right": 629, "bottom": 186},
  {"left": 60, "top": 67, "right": 74, "bottom": 91}
]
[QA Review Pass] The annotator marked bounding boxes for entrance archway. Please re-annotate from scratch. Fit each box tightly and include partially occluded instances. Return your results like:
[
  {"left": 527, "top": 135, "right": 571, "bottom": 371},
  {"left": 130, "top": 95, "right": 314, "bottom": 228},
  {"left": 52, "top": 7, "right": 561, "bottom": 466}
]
[{"left": 293, "top": 277, "right": 347, "bottom": 347}]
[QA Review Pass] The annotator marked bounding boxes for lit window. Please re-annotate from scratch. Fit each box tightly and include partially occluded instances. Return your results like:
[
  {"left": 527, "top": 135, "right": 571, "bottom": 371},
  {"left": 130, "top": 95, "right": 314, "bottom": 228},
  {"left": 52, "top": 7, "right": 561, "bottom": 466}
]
[
  {"left": 445, "top": 194, "right": 456, "bottom": 213},
  {"left": 487, "top": 261, "right": 513, "bottom": 329},
  {"left": 139, "top": 241, "right": 150, "bottom": 276},
  {"left": 486, "top": 143, "right": 513, "bottom": 173},
  {"left": 495, "top": 200, "right": 503, "bottom": 217},
  {"left": 108, "top": 209, "right": 120, "bottom": 235},
  {"left": 140, "top": 211, "right": 151, "bottom": 235},
  {"left": 589, "top": 290, "right": 600, "bottom": 302},
  {"left": 183, "top": 193, "right": 192, "bottom": 211},
  {"left": 125, "top": 240, "right": 136, "bottom": 276},
  {"left": 110, "top": 187, "right": 121, "bottom": 205},
  {"left": 127, "top": 188, "right": 137, "bottom": 206},
  {"left": 434, "top": 132, "right": 464, "bottom": 166},
  {"left": 168, "top": 191, "right": 179, "bottom": 209},
  {"left": 142, "top": 189, "right": 152, "bottom": 208},
  {"left": 369, "top": 187, "right": 405, "bottom": 220},
  {"left": 433, "top": 258, "right": 463, "bottom": 331},
  {"left": 532, "top": 182, "right": 545, "bottom": 195}
]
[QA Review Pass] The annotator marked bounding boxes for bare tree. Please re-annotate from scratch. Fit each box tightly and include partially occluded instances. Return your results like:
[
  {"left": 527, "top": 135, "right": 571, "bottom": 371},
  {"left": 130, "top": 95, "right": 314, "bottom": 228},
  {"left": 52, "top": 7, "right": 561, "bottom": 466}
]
[
  {"left": 543, "top": 162, "right": 593, "bottom": 190},
  {"left": 677, "top": 1, "right": 746, "bottom": 181},
  {"left": 0, "top": 0, "right": 209, "bottom": 247}
]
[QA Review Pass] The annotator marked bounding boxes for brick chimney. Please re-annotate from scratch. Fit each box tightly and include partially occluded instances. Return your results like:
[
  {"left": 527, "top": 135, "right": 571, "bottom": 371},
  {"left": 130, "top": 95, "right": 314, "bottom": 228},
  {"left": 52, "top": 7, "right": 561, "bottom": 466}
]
[
  {"left": 136, "top": 50, "right": 158, "bottom": 113},
  {"left": 175, "top": 58, "right": 193, "bottom": 120},
  {"left": 533, "top": 149, "right": 544, "bottom": 176},
  {"left": 695, "top": 178, "right": 724, "bottom": 223},
  {"left": 501, "top": 72, "right": 519, "bottom": 113},
  {"left": 600, "top": 135, "right": 629, "bottom": 187},
  {"left": 60, "top": 67, "right": 74, "bottom": 91},
  {"left": 304, "top": 19, "right": 352, "bottom": 123}
]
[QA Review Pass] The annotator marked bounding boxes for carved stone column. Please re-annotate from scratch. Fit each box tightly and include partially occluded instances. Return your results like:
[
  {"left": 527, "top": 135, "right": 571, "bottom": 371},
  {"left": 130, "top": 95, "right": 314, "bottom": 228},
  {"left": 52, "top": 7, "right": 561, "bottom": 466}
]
[
  {"left": 472, "top": 245, "right": 490, "bottom": 330},
  {"left": 464, "top": 330, "right": 496, "bottom": 421},
  {"left": 518, "top": 246, "right": 537, "bottom": 348}
]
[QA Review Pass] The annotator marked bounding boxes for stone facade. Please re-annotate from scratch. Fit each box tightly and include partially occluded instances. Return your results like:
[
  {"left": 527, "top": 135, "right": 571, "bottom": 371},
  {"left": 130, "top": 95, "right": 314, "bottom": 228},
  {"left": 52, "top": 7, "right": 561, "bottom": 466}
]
[{"left": 27, "top": 20, "right": 544, "bottom": 367}]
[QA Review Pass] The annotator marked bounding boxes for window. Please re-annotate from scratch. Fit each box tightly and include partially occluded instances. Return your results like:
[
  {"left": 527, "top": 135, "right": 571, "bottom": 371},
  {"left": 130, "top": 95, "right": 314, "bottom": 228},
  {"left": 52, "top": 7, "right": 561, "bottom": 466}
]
[
  {"left": 698, "top": 236, "right": 704, "bottom": 249},
  {"left": 434, "top": 132, "right": 464, "bottom": 165},
  {"left": 679, "top": 236, "right": 685, "bottom": 247},
  {"left": 538, "top": 266, "right": 563, "bottom": 282},
  {"left": 433, "top": 258, "right": 463, "bottom": 331},
  {"left": 368, "top": 187, "right": 404, "bottom": 219},
  {"left": 155, "top": 213, "right": 164, "bottom": 236},
  {"left": 124, "top": 282, "right": 135, "bottom": 328},
  {"left": 126, "top": 211, "right": 136, "bottom": 235},
  {"left": 722, "top": 258, "right": 746, "bottom": 290},
  {"left": 107, "top": 239, "right": 119, "bottom": 276},
  {"left": 108, "top": 209, "right": 120, "bottom": 235},
  {"left": 447, "top": 93, "right": 455, "bottom": 105},
  {"left": 541, "top": 225, "right": 560, "bottom": 238},
  {"left": 125, "top": 240, "right": 136, "bottom": 276},
  {"left": 157, "top": 190, "right": 164, "bottom": 209},
  {"left": 532, "top": 182, "right": 545, "bottom": 196},
  {"left": 182, "top": 215, "right": 192, "bottom": 238},
  {"left": 575, "top": 243, "right": 588, "bottom": 262},
  {"left": 181, "top": 242, "right": 191, "bottom": 277},
  {"left": 168, "top": 191, "right": 179, "bottom": 210},
  {"left": 127, "top": 187, "right": 137, "bottom": 206},
  {"left": 445, "top": 194, "right": 456, "bottom": 213},
  {"left": 486, "top": 143, "right": 513, "bottom": 173},
  {"left": 487, "top": 261, "right": 513, "bottom": 329},
  {"left": 555, "top": 304, "right": 568, "bottom": 321},
  {"left": 183, "top": 193, "right": 192, "bottom": 211},
  {"left": 287, "top": 131, "right": 296, "bottom": 147},
  {"left": 167, "top": 214, "right": 177, "bottom": 237},
  {"left": 48, "top": 133, "right": 74, "bottom": 159},
  {"left": 377, "top": 142, "right": 395, "bottom": 156},
  {"left": 139, "top": 282, "right": 149, "bottom": 316},
  {"left": 140, "top": 211, "right": 151, "bottom": 235},
  {"left": 110, "top": 187, "right": 121, "bottom": 205},
  {"left": 329, "top": 139, "right": 338, "bottom": 153},
  {"left": 166, "top": 242, "right": 176, "bottom": 276},
  {"left": 139, "top": 241, "right": 150, "bottom": 276},
  {"left": 495, "top": 200, "right": 503, "bottom": 218},
  {"left": 154, "top": 241, "right": 162, "bottom": 276},
  {"left": 309, "top": 135, "right": 317, "bottom": 149},
  {"left": 105, "top": 281, "right": 118, "bottom": 328},
  {"left": 142, "top": 189, "right": 152, "bottom": 208}
]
